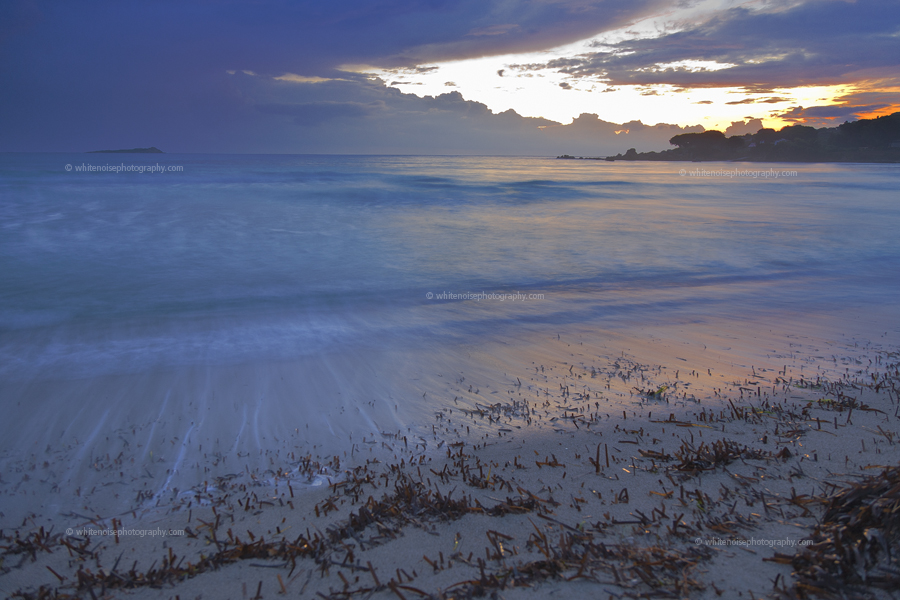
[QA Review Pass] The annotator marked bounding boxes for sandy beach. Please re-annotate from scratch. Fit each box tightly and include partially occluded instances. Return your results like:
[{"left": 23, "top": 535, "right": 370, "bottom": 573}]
[
  {"left": 4, "top": 0, "right": 900, "bottom": 594},
  {"left": 3, "top": 155, "right": 899, "bottom": 599},
  {"left": 3, "top": 306, "right": 899, "bottom": 600}
]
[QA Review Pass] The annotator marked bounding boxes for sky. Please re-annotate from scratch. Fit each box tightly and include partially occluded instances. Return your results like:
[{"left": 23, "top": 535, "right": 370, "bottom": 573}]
[{"left": 1, "top": 0, "right": 897, "bottom": 154}]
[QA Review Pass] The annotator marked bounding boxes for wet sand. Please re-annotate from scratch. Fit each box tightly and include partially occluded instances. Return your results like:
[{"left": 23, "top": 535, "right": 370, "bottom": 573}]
[{"left": 2, "top": 307, "right": 900, "bottom": 599}]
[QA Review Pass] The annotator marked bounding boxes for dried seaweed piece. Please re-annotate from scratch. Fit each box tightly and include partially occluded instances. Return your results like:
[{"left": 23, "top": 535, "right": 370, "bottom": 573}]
[
  {"left": 673, "top": 439, "right": 771, "bottom": 474},
  {"left": 790, "top": 464, "right": 900, "bottom": 598}
]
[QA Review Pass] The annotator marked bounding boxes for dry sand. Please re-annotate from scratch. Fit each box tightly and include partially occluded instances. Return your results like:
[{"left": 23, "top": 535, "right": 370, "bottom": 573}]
[{"left": 2, "top": 311, "right": 900, "bottom": 599}]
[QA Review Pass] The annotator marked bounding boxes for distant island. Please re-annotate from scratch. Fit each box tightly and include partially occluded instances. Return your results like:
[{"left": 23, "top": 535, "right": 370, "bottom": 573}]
[
  {"left": 88, "top": 147, "right": 164, "bottom": 153},
  {"left": 573, "top": 112, "right": 900, "bottom": 163}
]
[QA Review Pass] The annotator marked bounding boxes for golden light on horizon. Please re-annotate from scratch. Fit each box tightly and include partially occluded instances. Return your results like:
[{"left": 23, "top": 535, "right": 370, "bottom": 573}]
[
  {"left": 351, "top": 54, "right": 856, "bottom": 133},
  {"left": 341, "top": 0, "right": 891, "bottom": 135}
]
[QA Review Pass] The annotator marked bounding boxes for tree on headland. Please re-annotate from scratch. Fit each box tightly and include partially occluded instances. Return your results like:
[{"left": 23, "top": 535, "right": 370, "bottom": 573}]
[
  {"left": 669, "top": 130, "right": 726, "bottom": 149},
  {"left": 603, "top": 112, "right": 900, "bottom": 162},
  {"left": 835, "top": 113, "right": 900, "bottom": 149},
  {"left": 668, "top": 130, "right": 746, "bottom": 160}
]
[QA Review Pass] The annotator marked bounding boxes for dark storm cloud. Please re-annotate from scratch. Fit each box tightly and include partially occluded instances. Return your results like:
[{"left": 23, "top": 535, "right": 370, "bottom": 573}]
[
  {"left": 0, "top": 0, "right": 670, "bottom": 151},
  {"left": 778, "top": 103, "right": 890, "bottom": 122},
  {"left": 541, "top": 0, "right": 900, "bottom": 89}
]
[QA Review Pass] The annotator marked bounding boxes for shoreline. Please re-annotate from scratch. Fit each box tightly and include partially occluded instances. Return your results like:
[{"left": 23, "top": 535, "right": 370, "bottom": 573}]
[
  {"left": 558, "top": 154, "right": 900, "bottom": 164},
  {"left": 3, "top": 310, "right": 899, "bottom": 599}
]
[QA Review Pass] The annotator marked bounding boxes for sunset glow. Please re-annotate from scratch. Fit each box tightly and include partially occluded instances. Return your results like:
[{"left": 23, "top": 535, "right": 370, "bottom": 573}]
[
  {"left": 1, "top": 0, "right": 896, "bottom": 153},
  {"left": 350, "top": 0, "right": 895, "bottom": 134}
]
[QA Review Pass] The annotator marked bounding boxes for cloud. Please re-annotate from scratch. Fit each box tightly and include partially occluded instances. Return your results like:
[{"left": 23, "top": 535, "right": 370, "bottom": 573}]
[
  {"left": 725, "top": 97, "right": 790, "bottom": 105},
  {"left": 831, "top": 82, "right": 900, "bottom": 107},
  {"left": 537, "top": 0, "right": 900, "bottom": 90},
  {"left": 1, "top": 1, "right": 671, "bottom": 78},
  {"left": 724, "top": 118, "right": 764, "bottom": 136},
  {"left": 273, "top": 74, "right": 337, "bottom": 84},
  {"left": 0, "top": 0, "right": 41, "bottom": 47},
  {"left": 826, "top": 82, "right": 900, "bottom": 119},
  {"left": 0, "top": 0, "right": 679, "bottom": 152},
  {"left": 466, "top": 23, "right": 520, "bottom": 37},
  {"left": 3, "top": 0, "right": 892, "bottom": 152},
  {"left": 255, "top": 101, "right": 381, "bottom": 126},
  {"left": 372, "top": 0, "right": 673, "bottom": 65},
  {"left": 776, "top": 103, "right": 890, "bottom": 126},
  {"left": 538, "top": 113, "right": 704, "bottom": 155},
  {"left": 210, "top": 77, "right": 700, "bottom": 155}
]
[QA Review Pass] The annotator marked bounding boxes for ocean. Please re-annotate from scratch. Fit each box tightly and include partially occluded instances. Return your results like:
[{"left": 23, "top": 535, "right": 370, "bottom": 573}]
[{"left": 1, "top": 153, "right": 899, "bottom": 517}]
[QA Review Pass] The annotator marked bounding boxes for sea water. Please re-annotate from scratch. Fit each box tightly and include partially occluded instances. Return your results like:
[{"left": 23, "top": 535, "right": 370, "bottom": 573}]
[
  {"left": 3, "top": 155, "right": 898, "bottom": 379},
  {"left": 1, "top": 154, "right": 899, "bottom": 515}
]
